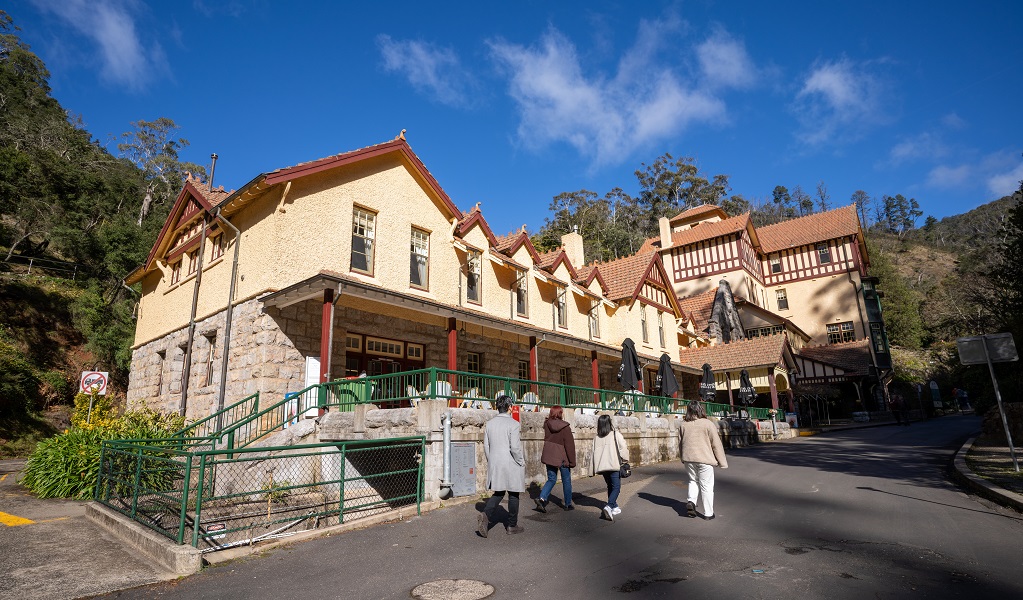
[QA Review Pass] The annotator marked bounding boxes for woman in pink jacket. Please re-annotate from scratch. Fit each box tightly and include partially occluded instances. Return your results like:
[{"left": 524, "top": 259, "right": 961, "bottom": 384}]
[{"left": 679, "top": 400, "right": 728, "bottom": 520}]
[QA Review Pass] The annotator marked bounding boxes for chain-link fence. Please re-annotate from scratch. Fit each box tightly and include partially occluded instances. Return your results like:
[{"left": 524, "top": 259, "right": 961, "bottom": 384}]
[{"left": 96, "top": 437, "right": 425, "bottom": 551}]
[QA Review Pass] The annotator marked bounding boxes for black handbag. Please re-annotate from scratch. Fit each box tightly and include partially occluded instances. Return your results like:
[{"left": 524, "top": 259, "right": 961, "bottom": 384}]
[{"left": 612, "top": 429, "right": 632, "bottom": 478}]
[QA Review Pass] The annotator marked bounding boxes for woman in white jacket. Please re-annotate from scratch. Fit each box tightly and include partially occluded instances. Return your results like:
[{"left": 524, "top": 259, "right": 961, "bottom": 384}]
[
  {"left": 679, "top": 400, "right": 728, "bottom": 520},
  {"left": 591, "top": 414, "right": 629, "bottom": 521}
]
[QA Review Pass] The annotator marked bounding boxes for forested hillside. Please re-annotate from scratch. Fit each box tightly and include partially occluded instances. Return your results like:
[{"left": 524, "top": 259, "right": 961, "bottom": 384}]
[
  {"left": 0, "top": 11, "right": 204, "bottom": 432},
  {"left": 1, "top": 9, "right": 1020, "bottom": 451}
]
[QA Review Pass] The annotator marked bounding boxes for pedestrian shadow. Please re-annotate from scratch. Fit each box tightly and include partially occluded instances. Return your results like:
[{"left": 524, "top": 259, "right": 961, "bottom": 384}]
[
  {"left": 637, "top": 492, "right": 688, "bottom": 517},
  {"left": 856, "top": 486, "right": 1023, "bottom": 521}
]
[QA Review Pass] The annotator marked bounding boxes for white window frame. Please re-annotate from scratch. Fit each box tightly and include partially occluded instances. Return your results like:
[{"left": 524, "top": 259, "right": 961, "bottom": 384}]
[
  {"left": 658, "top": 311, "right": 665, "bottom": 347},
  {"left": 514, "top": 270, "right": 528, "bottom": 317},
  {"left": 555, "top": 287, "right": 567, "bottom": 328},
  {"left": 776, "top": 289, "right": 789, "bottom": 311},
  {"left": 466, "top": 251, "right": 482, "bottom": 304},
  {"left": 351, "top": 207, "right": 376, "bottom": 275},
  {"left": 410, "top": 227, "right": 430, "bottom": 290},
  {"left": 640, "top": 304, "right": 649, "bottom": 343},
  {"left": 817, "top": 242, "right": 832, "bottom": 265}
]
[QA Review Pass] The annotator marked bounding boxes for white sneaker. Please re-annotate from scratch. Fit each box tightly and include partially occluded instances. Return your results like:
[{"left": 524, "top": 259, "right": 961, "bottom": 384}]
[
  {"left": 602, "top": 505, "right": 614, "bottom": 521},
  {"left": 612, "top": 506, "right": 622, "bottom": 516}
]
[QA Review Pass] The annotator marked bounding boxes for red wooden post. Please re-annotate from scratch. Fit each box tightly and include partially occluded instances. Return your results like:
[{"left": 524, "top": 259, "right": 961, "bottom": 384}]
[
  {"left": 319, "top": 288, "right": 334, "bottom": 416},
  {"left": 768, "top": 367, "right": 779, "bottom": 410}
]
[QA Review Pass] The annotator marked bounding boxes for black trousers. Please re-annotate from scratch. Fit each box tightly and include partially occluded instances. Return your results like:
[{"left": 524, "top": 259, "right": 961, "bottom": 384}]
[{"left": 484, "top": 491, "right": 520, "bottom": 527}]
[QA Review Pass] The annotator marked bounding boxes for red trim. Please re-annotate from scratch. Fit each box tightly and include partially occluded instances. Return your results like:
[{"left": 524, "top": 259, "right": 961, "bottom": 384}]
[
  {"left": 319, "top": 289, "right": 334, "bottom": 417},
  {"left": 502, "top": 232, "right": 542, "bottom": 263},
  {"left": 142, "top": 181, "right": 215, "bottom": 272},
  {"left": 529, "top": 336, "right": 538, "bottom": 381},
  {"left": 457, "top": 211, "right": 499, "bottom": 247},
  {"left": 768, "top": 366, "right": 779, "bottom": 410},
  {"left": 629, "top": 254, "right": 683, "bottom": 317},
  {"left": 542, "top": 250, "right": 579, "bottom": 280},
  {"left": 264, "top": 139, "right": 462, "bottom": 221},
  {"left": 591, "top": 350, "right": 599, "bottom": 390}
]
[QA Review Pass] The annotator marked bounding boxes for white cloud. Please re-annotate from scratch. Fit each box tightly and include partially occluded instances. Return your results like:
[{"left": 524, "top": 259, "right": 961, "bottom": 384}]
[
  {"left": 696, "top": 29, "right": 757, "bottom": 90},
  {"left": 926, "top": 164, "right": 971, "bottom": 188},
  {"left": 30, "top": 0, "right": 163, "bottom": 91},
  {"left": 940, "top": 112, "right": 967, "bottom": 130},
  {"left": 889, "top": 131, "right": 947, "bottom": 164},
  {"left": 488, "top": 22, "right": 735, "bottom": 167},
  {"left": 794, "top": 58, "right": 886, "bottom": 146},
  {"left": 377, "top": 35, "right": 476, "bottom": 108},
  {"left": 987, "top": 161, "right": 1023, "bottom": 197}
]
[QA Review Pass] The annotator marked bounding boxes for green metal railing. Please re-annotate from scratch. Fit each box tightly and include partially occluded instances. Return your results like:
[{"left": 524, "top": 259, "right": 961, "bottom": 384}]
[
  {"left": 95, "top": 436, "right": 426, "bottom": 549},
  {"left": 174, "top": 392, "right": 260, "bottom": 440}
]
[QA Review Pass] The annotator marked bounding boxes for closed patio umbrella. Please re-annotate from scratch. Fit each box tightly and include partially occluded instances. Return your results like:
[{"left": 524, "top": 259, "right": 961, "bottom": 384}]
[
  {"left": 737, "top": 369, "right": 756, "bottom": 406},
  {"left": 699, "top": 363, "right": 716, "bottom": 402},
  {"left": 617, "top": 337, "right": 641, "bottom": 392},
  {"left": 656, "top": 353, "right": 679, "bottom": 397}
]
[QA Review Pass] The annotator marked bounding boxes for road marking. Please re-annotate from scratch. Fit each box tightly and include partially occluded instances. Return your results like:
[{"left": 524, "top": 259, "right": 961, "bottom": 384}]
[
  {"left": 0, "top": 510, "right": 35, "bottom": 526},
  {"left": 0, "top": 473, "right": 9, "bottom": 483},
  {"left": 35, "top": 516, "right": 70, "bottom": 524}
]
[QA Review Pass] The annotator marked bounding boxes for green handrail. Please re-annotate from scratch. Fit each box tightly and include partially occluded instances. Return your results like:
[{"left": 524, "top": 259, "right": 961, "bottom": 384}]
[{"left": 174, "top": 392, "right": 259, "bottom": 439}]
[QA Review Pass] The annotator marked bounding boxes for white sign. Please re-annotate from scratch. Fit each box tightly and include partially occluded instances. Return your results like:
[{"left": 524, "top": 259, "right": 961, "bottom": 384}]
[{"left": 80, "top": 371, "right": 109, "bottom": 395}]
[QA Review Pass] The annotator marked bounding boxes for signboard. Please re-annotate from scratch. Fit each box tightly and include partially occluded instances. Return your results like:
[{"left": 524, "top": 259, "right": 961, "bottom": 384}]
[
  {"left": 204, "top": 523, "right": 227, "bottom": 540},
  {"left": 957, "top": 333, "right": 1018, "bottom": 365},
  {"left": 80, "top": 371, "right": 109, "bottom": 395}
]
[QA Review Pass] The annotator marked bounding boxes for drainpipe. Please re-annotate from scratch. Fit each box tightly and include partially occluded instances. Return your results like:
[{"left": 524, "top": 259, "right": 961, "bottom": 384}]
[
  {"left": 439, "top": 411, "right": 453, "bottom": 499},
  {"left": 179, "top": 212, "right": 210, "bottom": 416},
  {"left": 214, "top": 206, "right": 241, "bottom": 426}
]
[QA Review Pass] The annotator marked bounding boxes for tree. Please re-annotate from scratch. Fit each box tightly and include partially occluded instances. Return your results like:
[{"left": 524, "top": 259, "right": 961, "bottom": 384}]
[
  {"left": 721, "top": 194, "right": 752, "bottom": 217},
  {"left": 634, "top": 153, "right": 729, "bottom": 218},
  {"left": 815, "top": 180, "right": 830, "bottom": 212},
  {"left": 868, "top": 239, "right": 925, "bottom": 349},
  {"left": 118, "top": 118, "right": 206, "bottom": 226},
  {"left": 880, "top": 194, "right": 923, "bottom": 237},
  {"left": 851, "top": 190, "right": 871, "bottom": 228},
  {"left": 793, "top": 185, "right": 814, "bottom": 217}
]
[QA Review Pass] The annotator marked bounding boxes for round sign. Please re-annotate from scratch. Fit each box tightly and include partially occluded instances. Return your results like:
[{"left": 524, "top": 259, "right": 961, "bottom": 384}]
[{"left": 80, "top": 371, "right": 108, "bottom": 395}]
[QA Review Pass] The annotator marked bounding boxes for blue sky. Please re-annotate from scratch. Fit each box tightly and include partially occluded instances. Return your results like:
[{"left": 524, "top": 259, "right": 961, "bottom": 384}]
[{"left": 10, "top": 1, "right": 1023, "bottom": 235}]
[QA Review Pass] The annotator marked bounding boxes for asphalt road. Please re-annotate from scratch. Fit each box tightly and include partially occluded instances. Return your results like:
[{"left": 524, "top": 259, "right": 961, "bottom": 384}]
[
  {"left": 0, "top": 460, "right": 172, "bottom": 600},
  {"left": 89, "top": 414, "right": 1022, "bottom": 600}
]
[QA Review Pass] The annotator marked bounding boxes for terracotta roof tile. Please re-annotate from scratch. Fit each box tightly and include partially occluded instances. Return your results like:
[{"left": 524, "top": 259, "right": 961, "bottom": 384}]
[
  {"left": 640, "top": 213, "right": 751, "bottom": 253},
  {"left": 675, "top": 289, "right": 718, "bottom": 334},
  {"left": 669, "top": 203, "right": 728, "bottom": 224},
  {"left": 590, "top": 252, "right": 656, "bottom": 301},
  {"left": 758, "top": 204, "right": 860, "bottom": 253},
  {"left": 796, "top": 339, "right": 871, "bottom": 376},
  {"left": 536, "top": 249, "right": 560, "bottom": 270},
  {"left": 677, "top": 334, "right": 790, "bottom": 371},
  {"left": 186, "top": 174, "right": 233, "bottom": 206}
]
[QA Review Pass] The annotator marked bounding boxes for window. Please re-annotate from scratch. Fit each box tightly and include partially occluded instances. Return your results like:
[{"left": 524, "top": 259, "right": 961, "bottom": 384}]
[
  {"left": 407, "top": 343, "right": 424, "bottom": 361},
  {"left": 467, "top": 352, "right": 482, "bottom": 387},
  {"left": 776, "top": 289, "right": 789, "bottom": 311},
  {"left": 170, "top": 260, "right": 182, "bottom": 285},
  {"left": 817, "top": 243, "right": 832, "bottom": 264},
  {"left": 211, "top": 232, "right": 224, "bottom": 260},
  {"left": 770, "top": 256, "right": 782, "bottom": 273},
  {"left": 559, "top": 367, "right": 569, "bottom": 386},
  {"left": 366, "top": 337, "right": 403, "bottom": 357},
  {"left": 466, "top": 251, "right": 482, "bottom": 304},
  {"left": 345, "top": 335, "right": 362, "bottom": 352},
  {"left": 518, "top": 359, "right": 529, "bottom": 381},
  {"left": 187, "top": 249, "right": 199, "bottom": 275},
  {"left": 514, "top": 271, "right": 528, "bottom": 317},
  {"left": 410, "top": 227, "right": 429, "bottom": 289},
  {"left": 870, "top": 322, "right": 888, "bottom": 354},
  {"left": 827, "top": 321, "right": 855, "bottom": 344},
  {"left": 747, "top": 325, "right": 784, "bottom": 338},
  {"left": 555, "top": 287, "right": 567, "bottom": 328},
  {"left": 658, "top": 311, "right": 665, "bottom": 347},
  {"left": 588, "top": 302, "right": 600, "bottom": 339},
  {"left": 351, "top": 207, "right": 376, "bottom": 275},
  {"left": 204, "top": 334, "right": 217, "bottom": 386},
  {"left": 640, "top": 305, "right": 649, "bottom": 343}
]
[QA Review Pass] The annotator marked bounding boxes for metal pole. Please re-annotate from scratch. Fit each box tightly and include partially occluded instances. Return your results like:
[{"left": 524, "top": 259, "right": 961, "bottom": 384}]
[{"left": 983, "top": 339, "right": 1019, "bottom": 472}]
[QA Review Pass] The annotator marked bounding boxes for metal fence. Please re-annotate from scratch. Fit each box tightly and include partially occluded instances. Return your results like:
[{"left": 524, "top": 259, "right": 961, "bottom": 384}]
[
  {"left": 95, "top": 436, "right": 425, "bottom": 551},
  {"left": 1, "top": 254, "right": 81, "bottom": 279}
]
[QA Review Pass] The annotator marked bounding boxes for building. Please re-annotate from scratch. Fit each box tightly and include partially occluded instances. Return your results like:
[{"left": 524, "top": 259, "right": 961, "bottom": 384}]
[{"left": 125, "top": 136, "right": 697, "bottom": 421}]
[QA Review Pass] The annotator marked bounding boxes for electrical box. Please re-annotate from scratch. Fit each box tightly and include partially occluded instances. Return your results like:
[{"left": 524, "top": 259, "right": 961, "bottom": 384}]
[{"left": 450, "top": 442, "right": 477, "bottom": 497}]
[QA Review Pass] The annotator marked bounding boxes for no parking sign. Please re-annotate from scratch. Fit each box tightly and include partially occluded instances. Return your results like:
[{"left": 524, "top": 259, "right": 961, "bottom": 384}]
[{"left": 80, "top": 371, "right": 108, "bottom": 395}]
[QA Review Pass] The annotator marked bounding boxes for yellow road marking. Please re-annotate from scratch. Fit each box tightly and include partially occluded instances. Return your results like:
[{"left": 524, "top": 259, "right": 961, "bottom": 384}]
[
  {"left": 0, "top": 473, "right": 9, "bottom": 483},
  {"left": 0, "top": 510, "right": 35, "bottom": 526},
  {"left": 35, "top": 516, "right": 70, "bottom": 524}
]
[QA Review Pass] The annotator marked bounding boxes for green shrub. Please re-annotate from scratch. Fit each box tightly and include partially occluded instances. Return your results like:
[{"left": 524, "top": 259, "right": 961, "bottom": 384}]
[
  {"left": 21, "top": 404, "right": 186, "bottom": 499},
  {"left": 71, "top": 392, "right": 118, "bottom": 430},
  {"left": 0, "top": 337, "right": 39, "bottom": 417}
]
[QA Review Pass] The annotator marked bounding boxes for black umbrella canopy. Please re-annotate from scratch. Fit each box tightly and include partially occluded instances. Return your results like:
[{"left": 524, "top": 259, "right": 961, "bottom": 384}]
[
  {"left": 738, "top": 369, "right": 757, "bottom": 406},
  {"left": 618, "top": 338, "right": 642, "bottom": 391},
  {"left": 699, "top": 363, "right": 716, "bottom": 401},
  {"left": 656, "top": 353, "right": 679, "bottom": 397}
]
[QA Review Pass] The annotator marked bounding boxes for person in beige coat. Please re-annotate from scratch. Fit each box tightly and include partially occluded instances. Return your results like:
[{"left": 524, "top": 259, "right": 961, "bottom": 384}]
[
  {"left": 591, "top": 414, "right": 629, "bottom": 522},
  {"left": 679, "top": 400, "right": 728, "bottom": 520}
]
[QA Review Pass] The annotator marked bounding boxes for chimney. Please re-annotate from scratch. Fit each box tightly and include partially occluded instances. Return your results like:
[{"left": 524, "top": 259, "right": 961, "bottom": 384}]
[
  {"left": 561, "top": 226, "right": 585, "bottom": 268},
  {"left": 658, "top": 216, "right": 672, "bottom": 250}
]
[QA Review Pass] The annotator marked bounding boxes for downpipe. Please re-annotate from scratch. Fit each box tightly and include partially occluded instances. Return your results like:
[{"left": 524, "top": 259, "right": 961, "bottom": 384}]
[{"left": 439, "top": 411, "right": 453, "bottom": 499}]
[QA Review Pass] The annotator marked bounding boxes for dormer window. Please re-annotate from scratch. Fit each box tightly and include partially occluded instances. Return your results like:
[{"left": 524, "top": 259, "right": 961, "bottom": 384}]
[
  {"left": 514, "top": 271, "right": 528, "bottom": 317},
  {"left": 170, "top": 260, "right": 182, "bottom": 285},
  {"left": 466, "top": 251, "right": 482, "bottom": 304},
  {"left": 817, "top": 243, "right": 832, "bottom": 265},
  {"left": 555, "top": 287, "right": 567, "bottom": 328},
  {"left": 770, "top": 256, "right": 782, "bottom": 274}
]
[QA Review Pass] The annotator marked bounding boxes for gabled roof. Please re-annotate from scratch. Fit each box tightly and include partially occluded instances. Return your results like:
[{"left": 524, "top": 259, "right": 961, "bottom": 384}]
[
  {"left": 134, "top": 176, "right": 230, "bottom": 280},
  {"left": 758, "top": 204, "right": 861, "bottom": 253},
  {"left": 733, "top": 297, "right": 812, "bottom": 342},
  {"left": 536, "top": 249, "right": 578, "bottom": 280},
  {"left": 796, "top": 339, "right": 872, "bottom": 377},
  {"left": 493, "top": 230, "right": 542, "bottom": 264},
  {"left": 669, "top": 203, "right": 728, "bottom": 224},
  {"left": 675, "top": 289, "right": 719, "bottom": 334},
  {"left": 677, "top": 334, "right": 795, "bottom": 372},
  {"left": 589, "top": 252, "right": 681, "bottom": 315},
  {"left": 456, "top": 206, "right": 499, "bottom": 247},
  {"left": 574, "top": 264, "right": 609, "bottom": 295},
  {"left": 639, "top": 213, "right": 755, "bottom": 253}
]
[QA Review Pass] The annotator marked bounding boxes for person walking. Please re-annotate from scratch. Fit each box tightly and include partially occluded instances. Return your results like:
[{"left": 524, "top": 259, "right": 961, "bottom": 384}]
[
  {"left": 478, "top": 394, "right": 526, "bottom": 537},
  {"left": 679, "top": 400, "right": 728, "bottom": 520},
  {"left": 591, "top": 414, "right": 629, "bottom": 522},
  {"left": 535, "top": 406, "right": 576, "bottom": 512}
]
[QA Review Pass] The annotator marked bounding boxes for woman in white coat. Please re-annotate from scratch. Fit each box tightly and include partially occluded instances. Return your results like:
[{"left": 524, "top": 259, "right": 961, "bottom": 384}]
[
  {"left": 679, "top": 400, "right": 728, "bottom": 520},
  {"left": 478, "top": 394, "right": 525, "bottom": 537},
  {"left": 591, "top": 414, "right": 629, "bottom": 522}
]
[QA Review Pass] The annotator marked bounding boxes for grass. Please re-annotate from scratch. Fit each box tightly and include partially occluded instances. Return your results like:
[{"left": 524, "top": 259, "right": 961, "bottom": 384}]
[{"left": 0, "top": 413, "right": 59, "bottom": 459}]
